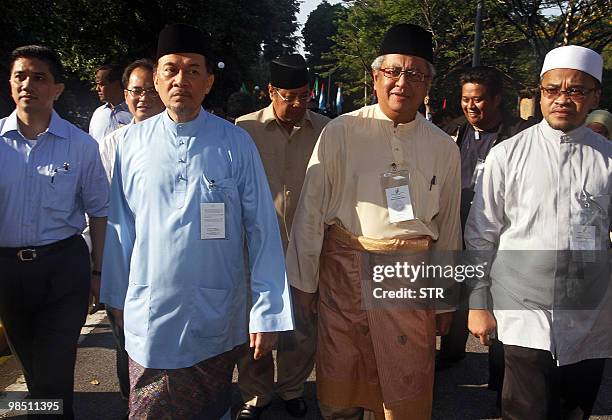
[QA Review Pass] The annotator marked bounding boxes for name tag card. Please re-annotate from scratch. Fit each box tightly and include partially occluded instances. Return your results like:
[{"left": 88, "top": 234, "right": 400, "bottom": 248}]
[
  {"left": 385, "top": 185, "right": 415, "bottom": 223},
  {"left": 201, "top": 203, "right": 225, "bottom": 239},
  {"left": 570, "top": 225, "right": 596, "bottom": 251}
]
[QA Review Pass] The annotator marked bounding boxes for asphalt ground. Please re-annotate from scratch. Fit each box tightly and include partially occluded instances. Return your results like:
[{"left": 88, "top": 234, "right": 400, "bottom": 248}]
[{"left": 0, "top": 313, "right": 610, "bottom": 419}]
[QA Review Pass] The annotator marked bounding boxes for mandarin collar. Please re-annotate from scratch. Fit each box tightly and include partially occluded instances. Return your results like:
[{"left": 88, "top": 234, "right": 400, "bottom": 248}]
[
  {"left": 373, "top": 104, "right": 421, "bottom": 134},
  {"left": 538, "top": 118, "right": 591, "bottom": 145},
  {"left": 162, "top": 107, "right": 207, "bottom": 137}
]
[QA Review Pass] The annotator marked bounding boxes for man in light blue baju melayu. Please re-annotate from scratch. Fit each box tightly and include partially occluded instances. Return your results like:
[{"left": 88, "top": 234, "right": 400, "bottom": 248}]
[{"left": 100, "top": 23, "right": 294, "bottom": 419}]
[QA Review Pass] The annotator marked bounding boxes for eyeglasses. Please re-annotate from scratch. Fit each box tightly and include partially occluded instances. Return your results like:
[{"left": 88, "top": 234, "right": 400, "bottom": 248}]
[
  {"left": 379, "top": 67, "right": 429, "bottom": 82},
  {"left": 126, "top": 87, "right": 159, "bottom": 98},
  {"left": 539, "top": 86, "right": 594, "bottom": 102},
  {"left": 275, "top": 89, "right": 310, "bottom": 104}
]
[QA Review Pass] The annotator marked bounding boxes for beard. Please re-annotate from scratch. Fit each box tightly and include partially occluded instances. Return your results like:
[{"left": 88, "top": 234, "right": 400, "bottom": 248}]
[{"left": 168, "top": 102, "right": 199, "bottom": 120}]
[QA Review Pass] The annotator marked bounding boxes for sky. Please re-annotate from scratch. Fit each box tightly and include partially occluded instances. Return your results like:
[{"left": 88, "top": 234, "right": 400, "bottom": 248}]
[{"left": 295, "top": 0, "right": 343, "bottom": 54}]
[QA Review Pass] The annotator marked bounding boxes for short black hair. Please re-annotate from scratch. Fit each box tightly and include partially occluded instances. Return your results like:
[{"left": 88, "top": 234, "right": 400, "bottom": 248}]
[
  {"left": 459, "top": 66, "right": 503, "bottom": 98},
  {"left": 10, "top": 45, "right": 64, "bottom": 83},
  {"left": 96, "top": 63, "right": 124, "bottom": 85},
  {"left": 122, "top": 59, "right": 155, "bottom": 89}
]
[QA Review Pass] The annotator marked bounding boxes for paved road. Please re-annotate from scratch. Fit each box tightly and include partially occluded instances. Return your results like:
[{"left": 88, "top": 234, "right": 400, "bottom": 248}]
[{"left": 1, "top": 313, "right": 611, "bottom": 419}]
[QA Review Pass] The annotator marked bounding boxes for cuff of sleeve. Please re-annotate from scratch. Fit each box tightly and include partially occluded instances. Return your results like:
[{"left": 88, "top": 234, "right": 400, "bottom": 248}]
[
  {"left": 99, "top": 293, "right": 126, "bottom": 310},
  {"left": 86, "top": 210, "right": 109, "bottom": 218},
  {"left": 249, "top": 315, "right": 294, "bottom": 334},
  {"left": 468, "top": 287, "right": 490, "bottom": 309}
]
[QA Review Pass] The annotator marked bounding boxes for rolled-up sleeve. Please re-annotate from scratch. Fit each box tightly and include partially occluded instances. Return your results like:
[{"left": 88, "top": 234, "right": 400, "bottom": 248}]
[{"left": 80, "top": 131, "right": 109, "bottom": 217}]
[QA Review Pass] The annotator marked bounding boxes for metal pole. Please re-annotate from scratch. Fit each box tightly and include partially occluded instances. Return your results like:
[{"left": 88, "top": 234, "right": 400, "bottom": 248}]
[{"left": 472, "top": 0, "right": 484, "bottom": 67}]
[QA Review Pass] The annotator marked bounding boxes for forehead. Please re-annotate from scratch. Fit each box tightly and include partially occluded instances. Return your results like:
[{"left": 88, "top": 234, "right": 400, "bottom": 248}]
[
  {"left": 128, "top": 67, "right": 154, "bottom": 85},
  {"left": 276, "top": 84, "right": 310, "bottom": 95},
  {"left": 11, "top": 57, "right": 52, "bottom": 75},
  {"left": 461, "top": 82, "right": 488, "bottom": 96},
  {"left": 381, "top": 54, "right": 430, "bottom": 72},
  {"left": 157, "top": 53, "right": 206, "bottom": 67},
  {"left": 95, "top": 69, "right": 111, "bottom": 81},
  {"left": 541, "top": 68, "right": 596, "bottom": 86}
]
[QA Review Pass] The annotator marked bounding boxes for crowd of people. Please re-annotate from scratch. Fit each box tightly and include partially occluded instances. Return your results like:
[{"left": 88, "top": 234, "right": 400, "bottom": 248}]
[{"left": 0, "top": 20, "right": 611, "bottom": 420}]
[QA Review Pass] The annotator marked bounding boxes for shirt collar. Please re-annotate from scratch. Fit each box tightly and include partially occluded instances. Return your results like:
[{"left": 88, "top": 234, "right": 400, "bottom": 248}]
[
  {"left": 162, "top": 107, "right": 207, "bottom": 137},
  {"left": 0, "top": 109, "right": 68, "bottom": 139},
  {"left": 105, "top": 101, "right": 128, "bottom": 111},
  {"left": 373, "top": 103, "right": 421, "bottom": 132},
  {"left": 538, "top": 118, "right": 590, "bottom": 144},
  {"left": 262, "top": 103, "right": 312, "bottom": 129}
]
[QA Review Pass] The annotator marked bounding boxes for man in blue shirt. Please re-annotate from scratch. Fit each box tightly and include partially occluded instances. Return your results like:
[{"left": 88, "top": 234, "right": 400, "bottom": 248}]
[
  {"left": 100, "top": 24, "right": 294, "bottom": 419},
  {"left": 0, "top": 45, "right": 109, "bottom": 419},
  {"left": 88, "top": 63, "right": 132, "bottom": 143}
]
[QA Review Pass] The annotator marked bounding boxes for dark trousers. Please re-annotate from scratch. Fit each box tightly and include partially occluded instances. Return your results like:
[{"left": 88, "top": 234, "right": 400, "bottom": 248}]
[
  {"left": 0, "top": 237, "right": 90, "bottom": 420},
  {"left": 502, "top": 345, "right": 605, "bottom": 420},
  {"left": 439, "top": 283, "right": 505, "bottom": 392},
  {"left": 106, "top": 308, "right": 130, "bottom": 399}
]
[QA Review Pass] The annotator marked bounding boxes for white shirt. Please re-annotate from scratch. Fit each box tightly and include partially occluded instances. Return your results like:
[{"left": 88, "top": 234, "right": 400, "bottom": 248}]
[
  {"left": 465, "top": 119, "right": 612, "bottom": 366},
  {"left": 88, "top": 102, "right": 132, "bottom": 143},
  {"left": 99, "top": 120, "right": 134, "bottom": 182}
]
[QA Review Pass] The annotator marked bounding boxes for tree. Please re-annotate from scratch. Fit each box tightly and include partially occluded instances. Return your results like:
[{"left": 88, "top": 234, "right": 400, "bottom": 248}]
[
  {"left": 328, "top": 0, "right": 532, "bottom": 114},
  {"left": 325, "top": 0, "right": 611, "bottom": 115},
  {"left": 303, "top": 1, "right": 347, "bottom": 70},
  {"left": 0, "top": 0, "right": 300, "bottom": 125}
]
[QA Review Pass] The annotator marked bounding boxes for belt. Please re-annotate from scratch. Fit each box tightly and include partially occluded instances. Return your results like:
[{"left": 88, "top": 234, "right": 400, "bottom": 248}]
[
  {"left": 327, "top": 224, "right": 432, "bottom": 253},
  {"left": 0, "top": 235, "right": 80, "bottom": 262}
]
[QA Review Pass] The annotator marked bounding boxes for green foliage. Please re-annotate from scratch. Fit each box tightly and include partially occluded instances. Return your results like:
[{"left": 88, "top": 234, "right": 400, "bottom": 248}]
[
  {"left": 0, "top": 0, "right": 300, "bottom": 125},
  {"left": 308, "top": 0, "right": 610, "bottom": 116},
  {"left": 303, "top": 0, "right": 347, "bottom": 70}
]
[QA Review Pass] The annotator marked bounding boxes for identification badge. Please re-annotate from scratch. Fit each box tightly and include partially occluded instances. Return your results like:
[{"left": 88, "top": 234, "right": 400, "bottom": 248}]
[
  {"left": 385, "top": 185, "right": 414, "bottom": 222},
  {"left": 570, "top": 225, "right": 596, "bottom": 251},
  {"left": 380, "top": 167, "right": 416, "bottom": 223},
  {"left": 201, "top": 203, "right": 225, "bottom": 239}
]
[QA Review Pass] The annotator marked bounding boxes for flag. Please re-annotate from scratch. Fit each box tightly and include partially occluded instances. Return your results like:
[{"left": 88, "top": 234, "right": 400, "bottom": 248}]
[
  {"left": 335, "top": 85, "right": 344, "bottom": 115},
  {"left": 318, "top": 82, "right": 326, "bottom": 110},
  {"left": 240, "top": 82, "right": 248, "bottom": 93},
  {"left": 311, "top": 77, "right": 319, "bottom": 99}
]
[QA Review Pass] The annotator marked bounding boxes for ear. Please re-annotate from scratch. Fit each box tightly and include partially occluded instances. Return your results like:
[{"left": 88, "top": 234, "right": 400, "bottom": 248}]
[
  {"left": 268, "top": 83, "right": 275, "bottom": 99},
  {"left": 591, "top": 89, "right": 601, "bottom": 110},
  {"left": 124, "top": 89, "right": 130, "bottom": 102},
  {"left": 204, "top": 73, "right": 214, "bottom": 94},
  {"left": 153, "top": 70, "right": 159, "bottom": 90},
  {"left": 372, "top": 69, "right": 379, "bottom": 84},
  {"left": 53, "top": 83, "right": 65, "bottom": 101}
]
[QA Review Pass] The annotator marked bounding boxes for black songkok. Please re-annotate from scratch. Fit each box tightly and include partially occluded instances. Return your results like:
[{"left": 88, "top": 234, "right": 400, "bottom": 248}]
[
  {"left": 157, "top": 23, "right": 208, "bottom": 60},
  {"left": 378, "top": 24, "right": 434, "bottom": 64},
  {"left": 269, "top": 54, "right": 309, "bottom": 89}
]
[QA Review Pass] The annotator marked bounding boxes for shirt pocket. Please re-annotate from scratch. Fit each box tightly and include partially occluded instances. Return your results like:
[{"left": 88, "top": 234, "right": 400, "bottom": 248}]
[
  {"left": 123, "top": 284, "right": 150, "bottom": 337},
  {"left": 43, "top": 170, "right": 78, "bottom": 213},
  {"left": 408, "top": 168, "right": 440, "bottom": 224},
  {"left": 191, "top": 286, "right": 231, "bottom": 338},
  {"left": 200, "top": 175, "right": 240, "bottom": 239}
]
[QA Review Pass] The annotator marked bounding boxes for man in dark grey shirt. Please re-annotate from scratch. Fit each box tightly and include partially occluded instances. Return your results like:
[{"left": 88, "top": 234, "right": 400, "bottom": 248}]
[{"left": 440, "top": 66, "right": 534, "bottom": 405}]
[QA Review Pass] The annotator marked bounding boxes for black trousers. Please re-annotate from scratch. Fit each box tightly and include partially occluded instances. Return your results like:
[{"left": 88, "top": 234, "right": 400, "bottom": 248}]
[
  {"left": 439, "top": 282, "right": 505, "bottom": 392},
  {"left": 0, "top": 236, "right": 90, "bottom": 420},
  {"left": 106, "top": 308, "right": 130, "bottom": 399},
  {"left": 502, "top": 345, "right": 605, "bottom": 420}
]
